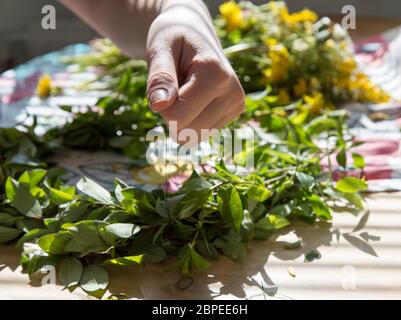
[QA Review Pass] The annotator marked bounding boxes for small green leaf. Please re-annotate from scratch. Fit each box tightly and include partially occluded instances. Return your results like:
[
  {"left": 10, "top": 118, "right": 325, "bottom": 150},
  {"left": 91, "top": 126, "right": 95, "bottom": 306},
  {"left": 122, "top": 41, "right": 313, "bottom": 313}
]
[
  {"left": 217, "top": 185, "right": 244, "bottom": 232},
  {"left": 62, "top": 221, "right": 107, "bottom": 251},
  {"left": 77, "top": 177, "right": 113, "bottom": 204},
  {"left": 59, "top": 256, "right": 83, "bottom": 288},
  {"left": 105, "top": 223, "right": 139, "bottom": 238},
  {"left": 0, "top": 212, "right": 18, "bottom": 227},
  {"left": 18, "top": 169, "right": 47, "bottom": 186},
  {"left": 336, "top": 148, "right": 347, "bottom": 168},
  {"left": 38, "top": 232, "right": 71, "bottom": 254},
  {"left": 335, "top": 177, "right": 368, "bottom": 193},
  {"left": 247, "top": 184, "right": 271, "bottom": 202},
  {"left": 5, "top": 177, "right": 42, "bottom": 218},
  {"left": 214, "top": 230, "right": 246, "bottom": 261},
  {"left": 296, "top": 172, "right": 315, "bottom": 190},
  {"left": 0, "top": 226, "right": 21, "bottom": 243},
  {"left": 352, "top": 153, "right": 365, "bottom": 169},
  {"left": 80, "top": 265, "right": 109, "bottom": 293},
  {"left": 256, "top": 214, "right": 290, "bottom": 231},
  {"left": 49, "top": 186, "right": 75, "bottom": 205},
  {"left": 188, "top": 245, "right": 210, "bottom": 270},
  {"left": 142, "top": 245, "right": 167, "bottom": 264},
  {"left": 309, "top": 194, "right": 332, "bottom": 220},
  {"left": 16, "top": 228, "right": 50, "bottom": 250}
]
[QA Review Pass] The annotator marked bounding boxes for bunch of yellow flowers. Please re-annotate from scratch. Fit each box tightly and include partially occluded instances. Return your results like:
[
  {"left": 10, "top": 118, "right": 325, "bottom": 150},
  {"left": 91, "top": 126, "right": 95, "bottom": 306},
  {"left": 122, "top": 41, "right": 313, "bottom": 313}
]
[{"left": 216, "top": 1, "right": 390, "bottom": 114}]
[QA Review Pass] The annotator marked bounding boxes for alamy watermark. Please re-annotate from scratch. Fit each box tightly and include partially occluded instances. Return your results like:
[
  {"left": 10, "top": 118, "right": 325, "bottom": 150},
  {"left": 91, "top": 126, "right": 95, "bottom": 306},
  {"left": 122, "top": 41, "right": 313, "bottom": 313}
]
[
  {"left": 145, "top": 121, "right": 255, "bottom": 171},
  {"left": 41, "top": 5, "right": 56, "bottom": 30},
  {"left": 341, "top": 5, "right": 356, "bottom": 30}
]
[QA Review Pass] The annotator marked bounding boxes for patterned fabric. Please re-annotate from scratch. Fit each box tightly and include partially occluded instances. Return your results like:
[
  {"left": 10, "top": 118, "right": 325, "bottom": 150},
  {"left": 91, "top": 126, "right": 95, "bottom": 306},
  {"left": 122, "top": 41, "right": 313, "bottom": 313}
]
[{"left": 0, "top": 31, "right": 400, "bottom": 192}]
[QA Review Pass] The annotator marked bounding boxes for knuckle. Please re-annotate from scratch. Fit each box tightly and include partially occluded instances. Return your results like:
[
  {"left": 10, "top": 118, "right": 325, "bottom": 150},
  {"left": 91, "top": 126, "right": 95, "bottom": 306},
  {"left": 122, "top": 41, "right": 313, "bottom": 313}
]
[{"left": 148, "top": 71, "right": 175, "bottom": 88}]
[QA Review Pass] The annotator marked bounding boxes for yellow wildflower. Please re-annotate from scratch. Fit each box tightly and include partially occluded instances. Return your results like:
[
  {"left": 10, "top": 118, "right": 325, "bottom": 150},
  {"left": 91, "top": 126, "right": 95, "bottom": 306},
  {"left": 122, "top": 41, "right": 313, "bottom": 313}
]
[
  {"left": 278, "top": 89, "right": 291, "bottom": 104},
  {"left": 338, "top": 58, "right": 357, "bottom": 74},
  {"left": 341, "top": 72, "right": 390, "bottom": 103},
  {"left": 303, "top": 92, "right": 325, "bottom": 114},
  {"left": 265, "top": 37, "right": 278, "bottom": 47},
  {"left": 280, "top": 7, "right": 318, "bottom": 25},
  {"left": 264, "top": 44, "right": 291, "bottom": 83},
  {"left": 294, "top": 78, "right": 308, "bottom": 97},
  {"left": 219, "top": 1, "right": 244, "bottom": 31},
  {"left": 36, "top": 74, "right": 52, "bottom": 98},
  {"left": 325, "top": 39, "right": 336, "bottom": 49}
]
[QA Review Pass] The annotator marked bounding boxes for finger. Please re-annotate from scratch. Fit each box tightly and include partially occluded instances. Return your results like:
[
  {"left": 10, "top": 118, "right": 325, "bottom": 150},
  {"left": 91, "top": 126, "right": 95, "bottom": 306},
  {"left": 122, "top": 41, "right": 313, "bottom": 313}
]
[
  {"left": 160, "top": 65, "right": 221, "bottom": 130},
  {"left": 147, "top": 46, "right": 179, "bottom": 112},
  {"left": 176, "top": 98, "right": 244, "bottom": 143}
]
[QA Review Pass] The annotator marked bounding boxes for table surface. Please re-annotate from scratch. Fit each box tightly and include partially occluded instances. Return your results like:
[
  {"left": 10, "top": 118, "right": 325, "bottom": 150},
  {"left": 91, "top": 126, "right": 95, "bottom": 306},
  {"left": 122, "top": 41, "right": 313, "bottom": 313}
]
[{"left": 1, "top": 192, "right": 400, "bottom": 300}]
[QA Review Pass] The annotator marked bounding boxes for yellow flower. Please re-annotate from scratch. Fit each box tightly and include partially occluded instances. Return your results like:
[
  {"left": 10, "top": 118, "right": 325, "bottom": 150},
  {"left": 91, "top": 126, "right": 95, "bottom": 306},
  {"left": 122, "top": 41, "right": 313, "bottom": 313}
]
[
  {"left": 342, "top": 72, "right": 391, "bottom": 103},
  {"left": 325, "top": 39, "right": 336, "bottom": 49},
  {"left": 280, "top": 7, "right": 318, "bottom": 25},
  {"left": 36, "top": 74, "right": 52, "bottom": 98},
  {"left": 303, "top": 92, "right": 325, "bottom": 114},
  {"left": 219, "top": 1, "right": 244, "bottom": 31},
  {"left": 265, "top": 37, "right": 278, "bottom": 47},
  {"left": 294, "top": 78, "right": 308, "bottom": 97},
  {"left": 338, "top": 58, "right": 357, "bottom": 74},
  {"left": 278, "top": 89, "right": 291, "bottom": 104},
  {"left": 264, "top": 44, "right": 291, "bottom": 83}
]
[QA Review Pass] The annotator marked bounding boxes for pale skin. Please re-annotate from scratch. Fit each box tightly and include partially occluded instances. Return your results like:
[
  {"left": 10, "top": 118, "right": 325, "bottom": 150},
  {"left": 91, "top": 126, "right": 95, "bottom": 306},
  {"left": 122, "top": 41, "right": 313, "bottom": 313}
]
[{"left": 60, "top": 0, "right": 245, "bottom": 142}]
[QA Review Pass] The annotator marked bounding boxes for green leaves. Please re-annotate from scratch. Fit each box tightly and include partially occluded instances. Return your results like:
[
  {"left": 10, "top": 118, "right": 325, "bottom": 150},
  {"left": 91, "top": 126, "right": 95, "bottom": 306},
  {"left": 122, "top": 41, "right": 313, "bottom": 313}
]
[
  {"left": 309, "top": 194, "right": 332, "bottom": 221},
  {"left": 59, "top": 256, "right": 83, "bottom": 288},
  {"left": 103, "top": 223, "right": 140, "bottom": 239},
  {"left": 214, "top": 230, "right": 247, "bottom": 261},
  {"left": 0, "top": 226, "right": 21, "bottom": 243},
  {"left": 247, "top": 184, "right": 271, "bottom": 202},
  {"left": 175, "top": 173, "right": 213, "bottom": 219},
  {"left": 165, "top": 244, "right": 210, "bottom": 274},
  {"left": 77, "top": 177, "right": 113, "bottom": 204},
  {"left": 38, "top": 232, "right": 71, "bottom": 254},
  {"left": 49, "top": 186, "right": 75, "bottom": 205},
  {"left": 80, "top": 265, "right": 109, "bottom": 293},
  {"left": 62, "top": 221, "right": 107, "bottom": 252},
  {"left": 217, "top": 184, "right": 244, "bottom": 232},
  {"left": 335, "top": 177, "right": 368, "bottom": 193},
  {"left": 295, "top": 172, "right": 315, "bottom": 190},
  {"left": 256, "top": 214, "right": 290, "bottom": 231},
  {"left": 352, "top": 153, "right": 365, "bottom": 169},
  {"left": 5, "top": 177, "right": 42, "bottom": 218}
]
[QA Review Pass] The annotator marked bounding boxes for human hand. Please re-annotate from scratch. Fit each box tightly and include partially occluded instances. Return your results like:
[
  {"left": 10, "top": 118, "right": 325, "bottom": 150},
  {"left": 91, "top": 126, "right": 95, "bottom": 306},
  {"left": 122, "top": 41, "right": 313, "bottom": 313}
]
[{"left": 146, "top": 0, "right": 245, "bottom": 142}]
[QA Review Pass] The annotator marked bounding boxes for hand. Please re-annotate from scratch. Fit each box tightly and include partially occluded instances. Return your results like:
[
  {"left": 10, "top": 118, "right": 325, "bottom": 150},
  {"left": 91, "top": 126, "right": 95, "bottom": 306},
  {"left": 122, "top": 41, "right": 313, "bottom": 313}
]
[{"left": 146, "top": 0, "right": 245, "bottom": 143}]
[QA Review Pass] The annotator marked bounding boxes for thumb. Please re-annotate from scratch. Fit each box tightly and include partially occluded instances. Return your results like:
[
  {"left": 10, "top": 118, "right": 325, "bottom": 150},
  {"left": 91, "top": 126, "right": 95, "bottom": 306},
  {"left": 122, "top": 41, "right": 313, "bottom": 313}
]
[{"left": 147, "top": 48, "right": 179, "bottom": 112}]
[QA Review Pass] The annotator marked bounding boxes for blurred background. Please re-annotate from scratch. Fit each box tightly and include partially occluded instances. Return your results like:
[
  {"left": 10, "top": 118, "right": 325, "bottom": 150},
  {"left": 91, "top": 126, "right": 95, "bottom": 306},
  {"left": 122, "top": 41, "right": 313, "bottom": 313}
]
[{"left": 1, "top": 0, "right": 401, "bottom": 72}]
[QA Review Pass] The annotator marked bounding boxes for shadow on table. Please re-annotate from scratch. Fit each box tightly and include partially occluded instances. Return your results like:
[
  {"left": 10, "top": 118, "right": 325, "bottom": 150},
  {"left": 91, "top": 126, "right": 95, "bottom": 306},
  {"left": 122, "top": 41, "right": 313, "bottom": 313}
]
[
  {"left": 0, "top": 209, "right": 380, "bottom": 299},
  {"left": 104, "top": 221, "right": 335, "bottom": 300},
  {"left": 0, "top": 245, "right": 22, "bottom": 273},
  {"left": 106, "top": 209, "right": 381, "bottom": 300}
]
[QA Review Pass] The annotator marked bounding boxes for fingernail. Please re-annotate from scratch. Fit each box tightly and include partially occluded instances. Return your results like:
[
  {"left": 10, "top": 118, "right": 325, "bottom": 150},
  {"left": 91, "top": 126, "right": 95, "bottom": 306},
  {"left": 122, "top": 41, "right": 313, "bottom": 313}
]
[{"left": 149, "top": 89, "right": 169, "bottom": 105}]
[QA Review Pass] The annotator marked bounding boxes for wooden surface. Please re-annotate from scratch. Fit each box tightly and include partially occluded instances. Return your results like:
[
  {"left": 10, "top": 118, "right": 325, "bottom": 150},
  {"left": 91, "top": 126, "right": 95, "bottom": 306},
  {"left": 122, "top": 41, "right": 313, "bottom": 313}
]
[{"left": 1, "top": 192, "right": 401, "bottom": 300}]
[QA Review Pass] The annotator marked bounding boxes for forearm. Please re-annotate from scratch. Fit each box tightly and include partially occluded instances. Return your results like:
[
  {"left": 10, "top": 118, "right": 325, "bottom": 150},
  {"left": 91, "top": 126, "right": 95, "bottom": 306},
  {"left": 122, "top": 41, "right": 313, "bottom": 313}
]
[{"left": 59, "top": 0, "right": 167, "bottom": 58}]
